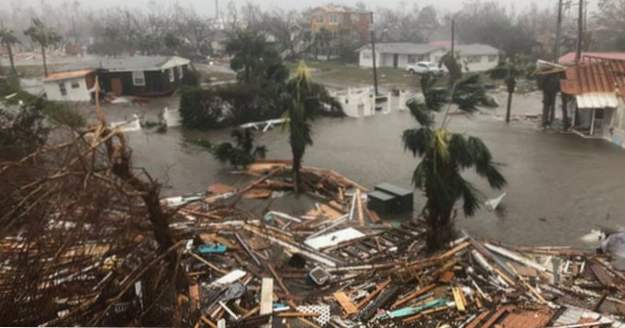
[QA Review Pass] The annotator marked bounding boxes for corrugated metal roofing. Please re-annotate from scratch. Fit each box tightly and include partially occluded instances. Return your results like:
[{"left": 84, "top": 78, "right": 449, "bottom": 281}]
[
  {"left": 576, "top": 93, "right": 619, "bottom": 109},
  {"left": 560, "top": 58, "right": 625, "bottom": 109},
  {"left": 559, "top": 52, "right": 625, "bottom": 65},
  {"left": 551, "top": 306, "right": 625, "bottom": 327}
]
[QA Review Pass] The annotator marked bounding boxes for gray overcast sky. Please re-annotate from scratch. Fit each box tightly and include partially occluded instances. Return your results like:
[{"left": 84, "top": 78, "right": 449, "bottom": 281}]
[{"left": 19, "top": 0, "right": 555, "bottom": 16}]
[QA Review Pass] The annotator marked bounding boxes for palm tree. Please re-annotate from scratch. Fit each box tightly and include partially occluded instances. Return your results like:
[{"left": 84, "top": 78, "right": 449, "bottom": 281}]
[
  {"left": 403, "top": 72, "right": 506, "bottom": 250},
  {"left": 225, "top": 29, "right": 288, "bottom": 85},
  {"left": 0, "top": 27, "right": 20, "bottom": 76},
  {"left": 24, "top": 18, "right": 62, "bottom": 77},
  {"left": 283, "top": 62, "right": 342, "bottom": 193}
]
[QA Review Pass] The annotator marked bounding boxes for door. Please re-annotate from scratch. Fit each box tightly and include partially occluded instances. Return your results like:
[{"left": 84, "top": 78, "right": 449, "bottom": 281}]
[
  {"left": 393, "top": 54, "right": 399, "bottom": 68},
  {"left": 111, "top": 78, "right": 123, "bottom": 97}
]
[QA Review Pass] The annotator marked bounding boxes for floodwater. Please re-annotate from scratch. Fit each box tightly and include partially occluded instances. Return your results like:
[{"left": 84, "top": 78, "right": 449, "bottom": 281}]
[{"left": 126, "top": 93, "right": 625, "bottom": 248}]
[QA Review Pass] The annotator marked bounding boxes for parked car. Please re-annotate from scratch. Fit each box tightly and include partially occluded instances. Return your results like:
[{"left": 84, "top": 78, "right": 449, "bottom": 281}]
[{"left": 406, "top": 61, "right": 444, "bottom": 75}]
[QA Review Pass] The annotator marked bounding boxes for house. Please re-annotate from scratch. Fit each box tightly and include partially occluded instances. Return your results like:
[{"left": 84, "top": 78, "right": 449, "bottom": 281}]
[
  {"left": 309, "top": 4, "right": 371, "bottom": 43},
  {"left": 45, "top": 56, "right": 191, "bottom": 101},
  {"left": 43, "top": 69, "right": 96, "bottom": 102},
  {"left": 560, "top": 58, "right": 625, "bottom": 146},
  {"left": 358, "top": 43, "right": 500, "bottom": 72}
]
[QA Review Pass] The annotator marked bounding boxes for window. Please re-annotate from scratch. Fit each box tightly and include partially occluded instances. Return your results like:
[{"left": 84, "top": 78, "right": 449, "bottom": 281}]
[
  {"left": 488, "top": 55, "right": 499, "bottom": 63},
  {"left": 315, "top": 15, "right": 323, "bottom": 23},
  {"left": 58, "top": 82, "right": 67, "bottom": 96},
  {"left": 362, "top": 51, "right": 371, "bottom": 60},
  {"left": 168, "top": 68, "right": 175, "bottom": 82},
  {"left": 132, "top": 71, "right": 146, "bottom": 86},
  {"left": 71, "top": 81, "right": 80, "bottom": 89},
  {"left": 330, "top": 15, "right": 338, "bottom": 23},
  {"left": 465, "top": 55, "right": 481, "bottom": 63}
]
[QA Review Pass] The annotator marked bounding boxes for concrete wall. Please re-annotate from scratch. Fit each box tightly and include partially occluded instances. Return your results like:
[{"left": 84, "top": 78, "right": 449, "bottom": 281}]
[{"left": 44, "top": 77, "right": 92, "bottom": 102}]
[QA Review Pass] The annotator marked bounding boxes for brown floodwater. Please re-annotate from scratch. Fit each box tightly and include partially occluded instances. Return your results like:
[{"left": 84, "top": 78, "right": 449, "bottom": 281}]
[{"left": 127, "top": 96, "right": 625, "bottom": 248}]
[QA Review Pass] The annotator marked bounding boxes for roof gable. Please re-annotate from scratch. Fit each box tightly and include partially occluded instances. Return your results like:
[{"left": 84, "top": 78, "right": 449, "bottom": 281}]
[{"left": 53, "top": 56, "right": 191, "bottom": 73}]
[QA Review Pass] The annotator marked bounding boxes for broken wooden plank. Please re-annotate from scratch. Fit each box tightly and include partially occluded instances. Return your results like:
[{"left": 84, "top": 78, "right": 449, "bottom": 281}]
[{"left": 334, "top": 291, "right": 358, "bottom": 315}]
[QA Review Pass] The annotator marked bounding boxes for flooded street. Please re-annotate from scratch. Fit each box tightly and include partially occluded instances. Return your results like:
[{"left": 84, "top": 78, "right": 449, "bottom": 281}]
[{"left": 126, "top": 96, "right": 625, "bottom": 249}]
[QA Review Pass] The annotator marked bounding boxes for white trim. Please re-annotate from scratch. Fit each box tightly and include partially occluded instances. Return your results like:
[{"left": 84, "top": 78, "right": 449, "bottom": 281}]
[{"left": 132, "top": 71, "right": 146, "bottom": 86}]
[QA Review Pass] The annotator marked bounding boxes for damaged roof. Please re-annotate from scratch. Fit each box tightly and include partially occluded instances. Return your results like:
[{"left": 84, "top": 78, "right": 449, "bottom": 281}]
[
  {"left": 53, "top": 55, "right": 190, "bottom": 74},
  {"left": 560, "top": 59, "right": 625, "bottom": 108},
  {"left": 43, "top": 69, "right": 94, "bottom": 82}
]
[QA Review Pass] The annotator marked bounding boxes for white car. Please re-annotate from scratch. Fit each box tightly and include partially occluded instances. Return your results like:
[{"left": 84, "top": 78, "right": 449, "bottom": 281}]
[{"left": 406, "top": 62, "right": 444, "bottom": 75}]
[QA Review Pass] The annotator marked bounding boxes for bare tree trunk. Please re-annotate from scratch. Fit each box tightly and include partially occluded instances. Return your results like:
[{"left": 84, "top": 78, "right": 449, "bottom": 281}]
[
  {"left": 6, "top": 43, "right": 16, "bottom": 76},
  {"left": 293, "top": 154, "right": 302, "bottom": 194},
  {"left": 41, "top": 45, "right": 48, "bottom": 77}
]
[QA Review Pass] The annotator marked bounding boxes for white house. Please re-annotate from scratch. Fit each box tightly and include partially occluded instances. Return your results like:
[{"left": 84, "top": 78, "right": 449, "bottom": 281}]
[
  {"left": 358, "top": 43, "right": 501, "bottom": 72},
  {"left": 43, "top": 69, "right": 95, "bottom": 102}
]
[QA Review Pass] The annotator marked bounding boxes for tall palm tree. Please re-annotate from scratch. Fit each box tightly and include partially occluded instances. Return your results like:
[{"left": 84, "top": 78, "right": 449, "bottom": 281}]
[
  {"left": 403, "top": 73, "right": 506, "bottom": 250},
  {"left": 225, "top": 29, "right": 288, "bottom": 85},
  {"left": 24, "top": 18, "right": 61, "bottom": 77},
  {"left": 0, "top": 27, "right": 19, "bottom": 76},
  {"left": 284, "top": 62, "right": 342, "bottom": 193}
]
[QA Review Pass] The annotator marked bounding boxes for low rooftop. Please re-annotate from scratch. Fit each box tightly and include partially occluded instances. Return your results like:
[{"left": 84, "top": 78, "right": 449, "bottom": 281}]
[{"left": 53, "top": 55, "right": 190, "bottom": 74}]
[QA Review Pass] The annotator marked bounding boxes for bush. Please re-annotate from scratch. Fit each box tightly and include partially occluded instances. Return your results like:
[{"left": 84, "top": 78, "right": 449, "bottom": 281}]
[{"left": 179, "top": 87, "right": 229, "bottom": 130}]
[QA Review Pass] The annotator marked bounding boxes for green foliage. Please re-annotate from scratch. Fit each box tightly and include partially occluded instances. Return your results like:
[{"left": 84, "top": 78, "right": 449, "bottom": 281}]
[
  {"left": 0, "top": 98, "right": 49, "bottom": 159},
  {"left": 24, "top": 18, "right": 62, "bottom": 48},
  {"left": 403, "top": 66, "right": 506, "bottom": 250},
  {"left": 192, "top": 129, "right": 267, "bottom": 168},
  {"left": 179, "top": 87, "right": 228, "bottom": 130},
  {"left": 226, "top": 30, "right": 289, "bottom": 85}
]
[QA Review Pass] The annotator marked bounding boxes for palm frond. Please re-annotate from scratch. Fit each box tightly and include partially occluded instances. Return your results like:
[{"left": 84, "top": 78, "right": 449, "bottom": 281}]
[
  {"left": 459, "top": 179, "right": 481, "bottom": 217},
  {"left": 406, "top": 98, "right": 433, "bottom": 127},
  {"left": 448, "top": 133, "right": 473, "bottom": 168},
  {"left": 403, "top": 128, "right": 433, "bottom": 157}
]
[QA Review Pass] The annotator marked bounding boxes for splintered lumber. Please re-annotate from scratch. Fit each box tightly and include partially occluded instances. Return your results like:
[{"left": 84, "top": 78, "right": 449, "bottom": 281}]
[
  {"left": 334, "top": 291, "right": 358, "bottom": 315},
  {"left": 355, "top": 189, "right": 365, "bottom": 226},
  {"left": 452, "top": 287, "right": 467, "bottom": 312},
  {"left": 392, "top": 284, "right": 437, "bottom": 309},
  {"left": 266, "top": 264, "right": 291, "bottom": 298},
  {"left": 484, "top": 243, "right": 548, "bottom": 273},
  {"left": 260, "top": 278, "right": 273, "bottom": 328},
  {"left": 234, "top": 233, "right": 261, "bottom": 266},
  {"left": 357, "top": 279, "right": 391, "bottom": 310},
  {"left": 358, "top": 285, "right": 401, "bottom": 322}
]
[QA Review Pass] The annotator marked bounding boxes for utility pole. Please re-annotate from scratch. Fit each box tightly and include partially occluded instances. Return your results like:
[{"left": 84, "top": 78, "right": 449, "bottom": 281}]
[
  {"left": 215, "top": 0, "right": 220, "bottom": 21},
  {"left": 553, "top": 0, "right": 563, "bottom": 62},
  {"left": 575, "top": 0, "right": 583, "bottom": 63},
  {"left": 370, "top": 12, "right": 379, "bottom": 96},
  {"left": 451, "top": 18, "right": 455, "bottom": 59}
]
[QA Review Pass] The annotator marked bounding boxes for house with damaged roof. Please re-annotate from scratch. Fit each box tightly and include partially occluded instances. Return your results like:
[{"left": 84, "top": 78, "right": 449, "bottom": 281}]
[
  {"left": 559, "top": 56, "right": 625, "bottom": 145},
  {"left": 43, "top": 55, "right": 191, "bottom": 102}
]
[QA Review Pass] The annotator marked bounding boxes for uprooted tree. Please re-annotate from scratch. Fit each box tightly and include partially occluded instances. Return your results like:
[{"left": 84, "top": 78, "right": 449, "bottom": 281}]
[
  {"left": 403, "top": 71, "right": 507, "bottom": 250},
  {"left": 0, "top": 94, "right": 188, "bottom": 326}
]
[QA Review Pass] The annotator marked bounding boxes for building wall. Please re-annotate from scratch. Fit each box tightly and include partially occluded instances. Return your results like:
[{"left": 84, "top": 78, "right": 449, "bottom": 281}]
[
  {"left": 606, "top": 98, "right": 625, "bottom": 148},
  {"left": 99, "top": 65, "right": 188, "bottom": 97},
  {"left": 44, "top": 76, "right": 92, "bottom": 102},
  {"left": 310, "top": 9, "right": 370, "bottom": 42},
  {"left": 359, "top": 48, "right": 498, "bottom": 72},
  {"left": 459, "top": 54, "right": 500, "bottom": 72}
]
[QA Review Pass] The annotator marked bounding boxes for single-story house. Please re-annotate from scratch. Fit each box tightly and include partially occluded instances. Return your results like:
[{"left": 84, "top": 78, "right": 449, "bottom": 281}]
[
  {"left": 560, "top": 58, "right": 625, "bottom": 144},
  {"left": 358, "top": 43, "right": 500, "bottom": 72},
  {"left": 43, "top": 69, "right": 96, "bottom": 102},
  {"left": 44, "top": 56, "right": 191, "bottom": 101}
]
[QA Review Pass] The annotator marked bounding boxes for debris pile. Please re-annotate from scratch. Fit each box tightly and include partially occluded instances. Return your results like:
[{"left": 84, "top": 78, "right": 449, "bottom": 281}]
[
  {"left": 164, "top": 162, "right": 625, "bottom": 328},
  {"left": 3, "top": 157, "right": 625, "bottom": 327}
]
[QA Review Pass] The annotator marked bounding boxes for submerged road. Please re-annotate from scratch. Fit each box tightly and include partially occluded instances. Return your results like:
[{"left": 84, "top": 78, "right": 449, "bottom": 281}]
[{"left": 126, "top": 95, "right": 625, "bottom": 248}]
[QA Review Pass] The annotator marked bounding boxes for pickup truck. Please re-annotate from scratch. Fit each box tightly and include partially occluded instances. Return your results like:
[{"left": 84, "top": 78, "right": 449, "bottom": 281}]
[{"left": 406, "top": 61, "right": 445, "bottom": 75}]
